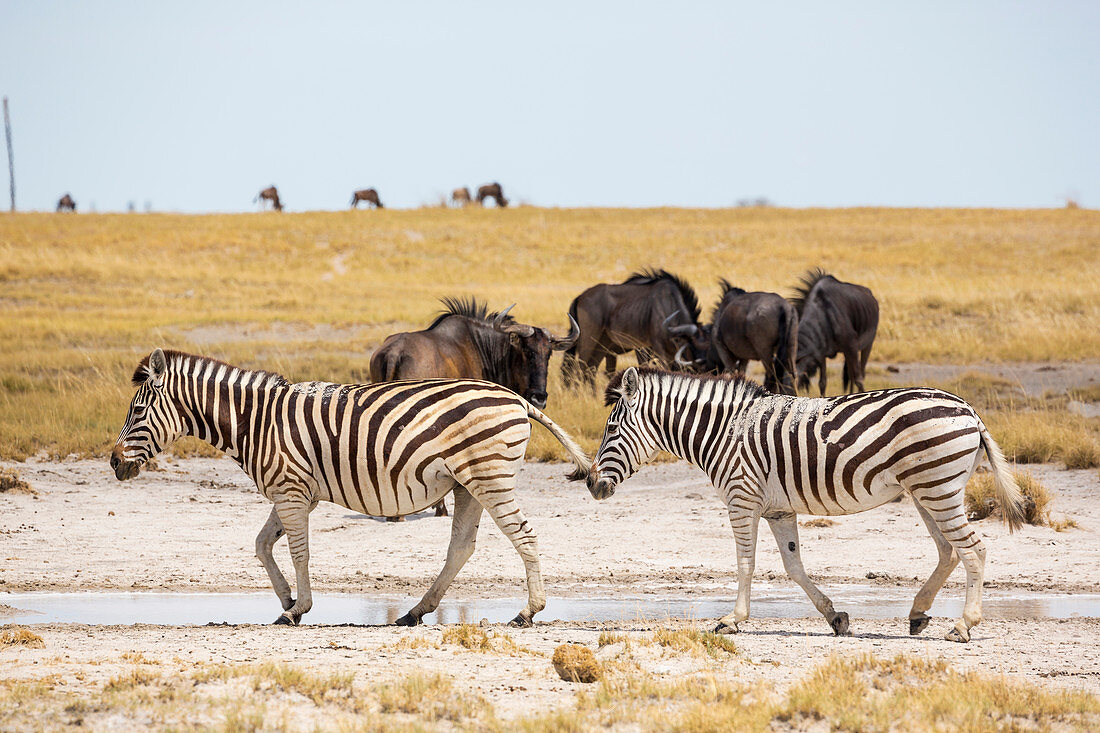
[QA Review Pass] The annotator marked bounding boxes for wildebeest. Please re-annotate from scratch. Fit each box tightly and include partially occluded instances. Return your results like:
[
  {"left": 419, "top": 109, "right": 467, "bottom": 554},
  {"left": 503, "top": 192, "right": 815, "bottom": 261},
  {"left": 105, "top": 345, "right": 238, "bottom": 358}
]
[
  {"left": 561, "top": 268, "right": 707, "bottom": 387},
  {"left": 255, "top": 186, "right": 283, "bottom": 211},
  {"left": 476, "top": 182, "right": 508, "bottom": 207},
  {"left": 371, "top": 298, "right": 579, "bottom": 518},
  {"left": 791, "top": 269, "right": 879, "bottom": 395},
  {"left": 56, "top": 193, "right": 76, "bottom": 212},
  {"left": 451, "top": 187, "right": 472, "bottom": 207},
  {"left": 672, "top": 281, "right": 799, "bottom": 395},
  {"left": 350, "top": 188, "right": 383, "bottom": 209}
]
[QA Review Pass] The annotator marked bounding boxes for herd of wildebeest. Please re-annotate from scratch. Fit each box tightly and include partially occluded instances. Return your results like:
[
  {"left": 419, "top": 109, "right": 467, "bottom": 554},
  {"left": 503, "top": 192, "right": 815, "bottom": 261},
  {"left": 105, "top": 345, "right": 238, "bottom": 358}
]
[{"left": 369, "top": 267, "right": 878, "bottom": 517}]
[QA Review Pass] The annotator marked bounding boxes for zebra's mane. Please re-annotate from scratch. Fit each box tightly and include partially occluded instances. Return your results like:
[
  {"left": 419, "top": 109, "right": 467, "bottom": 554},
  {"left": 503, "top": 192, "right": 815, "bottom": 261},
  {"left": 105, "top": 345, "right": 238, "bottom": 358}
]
[
  {"left": 131, "top": 350, "right": 289, "bottom": 389},
  {"left": 790, "top": 268, "right": 834, "bottom": 316},
  {"left": 604, "top": 366, "right": 769, "bottom": 406},
  {"left": 426, "top": 296, "right": 514, "bottom": 330},
  {"left": 712, "top": 278, "right": 747, "bottom": 319},
  {"left": 622, "top": 268, "right": 701, "bottom": 323}
]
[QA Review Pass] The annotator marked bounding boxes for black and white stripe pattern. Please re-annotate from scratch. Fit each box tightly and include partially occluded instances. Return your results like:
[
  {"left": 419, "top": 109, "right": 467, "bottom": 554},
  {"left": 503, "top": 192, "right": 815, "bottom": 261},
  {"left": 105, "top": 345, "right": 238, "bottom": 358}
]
[
  {"left": 587, "top": 366, "right": 1024, "bottom": 643},
  {"left": 112, "top": 348, "right": 590, "bottom": 626}
]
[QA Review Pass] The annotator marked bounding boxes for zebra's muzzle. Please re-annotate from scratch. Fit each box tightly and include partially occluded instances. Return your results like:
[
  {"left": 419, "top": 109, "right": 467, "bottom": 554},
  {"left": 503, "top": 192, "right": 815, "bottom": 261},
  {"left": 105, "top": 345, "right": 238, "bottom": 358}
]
[
  {"left": 587, "top": 476, "right": 616, "bottom": 500},
  {"left": 110, "top": 447, "right": 141, "bottom": 481}
]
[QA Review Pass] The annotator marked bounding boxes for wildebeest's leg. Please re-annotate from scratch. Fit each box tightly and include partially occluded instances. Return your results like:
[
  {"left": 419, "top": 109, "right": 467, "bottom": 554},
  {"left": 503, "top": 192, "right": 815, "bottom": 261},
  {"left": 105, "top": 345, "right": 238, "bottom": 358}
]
[
  {"left": 255, "top": 506, "right": 294, "bottom": 611},
  {"left": 272, "top": 495, "right": 317, "bottom": 625},
  {"left": 468, "top": 473, "right": 545, "bottom": 627},
  {"left": 907, "top": 499, "right": 960, "bottom": 636},
  {"left": 715, "top": 509, "right": 760, "bottom": 634},
  {"left": 395, "top": 486, "right": 482, "bottom": 626},
  {"left": 817, "top": 359, "right": 828, "bottom": 396},
  {"left": 603, "top": 353, "right": 617, "bottom": 378},
  {"left": 859, "top": 345, "right": 873, "bottom": 390},
  {"left": 842, "top": 346, "right": 863, "bottom": 393},
  {"left": 766, "top": 513, "right": 848, "bottom": 635},
  {"left": 911, "top": 475, "right": 986, "bottom": 643},
  {"left": 761, "top": 357, "right": 779, "bottom": 393}
]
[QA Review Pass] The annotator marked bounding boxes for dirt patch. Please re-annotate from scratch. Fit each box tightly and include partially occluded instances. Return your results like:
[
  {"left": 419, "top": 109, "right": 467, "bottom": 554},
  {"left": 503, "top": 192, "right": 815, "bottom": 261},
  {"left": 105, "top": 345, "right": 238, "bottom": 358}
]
[{"left": 880, "top": 361, "right": 1100, "bottom": 398}]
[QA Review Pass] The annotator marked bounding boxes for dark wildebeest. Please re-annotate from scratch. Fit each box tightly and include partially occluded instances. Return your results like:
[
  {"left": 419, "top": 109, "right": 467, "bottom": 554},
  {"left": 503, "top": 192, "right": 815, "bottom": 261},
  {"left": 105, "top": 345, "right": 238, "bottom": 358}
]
[
  {"left": 255, "top": 186, "right": 283, "bottom": 211},
  {"left": 370, "top": 298, "right": 579, "bottom": 518},
  {"left": 790, "top": 269, "right": 879, "bottom": 395},
  {"left": 451, "top": 187, "right": 472, "bottom": 207},
  {"left": 477, "top": 182, "right": 508, "bottom": 207},
  {"left": 56, "top": 194, "right": 76, "bottom": 212},
  {"left": 561, "top": 269, "right": 708, "bottom": 387},
  {"left": 350, "top": 188, "right": 384, "bottom": 209},
  {"left": 671, "top": 280, "right": 799, "bottom": 395}
]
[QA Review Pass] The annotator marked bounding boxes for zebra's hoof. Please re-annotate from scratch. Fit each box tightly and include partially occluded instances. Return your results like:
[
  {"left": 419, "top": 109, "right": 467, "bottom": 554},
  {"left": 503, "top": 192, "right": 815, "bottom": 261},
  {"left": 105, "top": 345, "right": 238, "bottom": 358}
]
[
  {"left": 714, "top": 621, "right": 739, "bottom": 635},
  {"left": 508, "top": 613, "right": 533, "bottom": 628},
  {"left": 830, "top": 612, "right": 851, "bottom": 636},
  {"left": 945, "top": 625, "right": 970, "bottom": 643},
  {"left": 909, "top": 614, "right": 931, "bottom": 636},
  {"left": 394, "top": 613, "right": 421, "bottom": 627},
  {"left": 273, "top": 614, "right": 293, "bottom": 625}
]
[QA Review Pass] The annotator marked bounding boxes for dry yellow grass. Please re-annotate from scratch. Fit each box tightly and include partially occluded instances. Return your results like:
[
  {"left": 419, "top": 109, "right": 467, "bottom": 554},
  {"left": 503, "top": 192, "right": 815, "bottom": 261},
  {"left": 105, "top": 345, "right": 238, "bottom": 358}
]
[
  {"left": 551, "top": 644, "right": 602, "bottom": 683},
  {"left": 0, "top": 466, "right": 35, "bottom": 494},
  {"left": 0, "top": 627, "right": 45, "bottom": 648},
  {"left": 965, "top": 470, "right": 1053, "bottom": 526},
  {"left": 1, "top": 207, "right": 1097, "bottom": 461}
]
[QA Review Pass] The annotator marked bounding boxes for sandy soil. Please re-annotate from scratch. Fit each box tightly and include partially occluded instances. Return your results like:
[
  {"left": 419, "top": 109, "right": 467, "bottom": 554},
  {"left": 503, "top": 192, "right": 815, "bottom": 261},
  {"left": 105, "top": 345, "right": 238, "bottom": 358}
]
[{"left": 2, "top": 455, "right": 1099, "bottom": 718}]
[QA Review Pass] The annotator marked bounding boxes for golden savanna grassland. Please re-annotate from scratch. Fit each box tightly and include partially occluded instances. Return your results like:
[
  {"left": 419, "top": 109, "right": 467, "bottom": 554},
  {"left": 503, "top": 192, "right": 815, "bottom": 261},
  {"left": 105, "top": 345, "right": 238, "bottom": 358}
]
[{"left": 1, "top": 206, "right": 1098, "bottom": 462}]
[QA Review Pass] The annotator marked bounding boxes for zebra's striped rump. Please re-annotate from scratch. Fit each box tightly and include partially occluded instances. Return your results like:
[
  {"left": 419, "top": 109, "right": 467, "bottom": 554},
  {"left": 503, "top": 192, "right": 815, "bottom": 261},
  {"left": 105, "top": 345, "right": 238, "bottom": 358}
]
[{"left": 593, "top": 366, "right": 1024, "bottom": 642}]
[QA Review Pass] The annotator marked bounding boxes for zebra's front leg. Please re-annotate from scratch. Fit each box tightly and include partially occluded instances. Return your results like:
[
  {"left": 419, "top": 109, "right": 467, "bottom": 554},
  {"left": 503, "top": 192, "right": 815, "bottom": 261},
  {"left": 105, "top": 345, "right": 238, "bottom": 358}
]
[
  {"left": 715, "top": 510, "right": 760, "bottom": 634},
  {"left": 255, "top": 506, "right": 294, "bottom": 611},
  {"left": 473, "top": 480, "right": 545, "bottom": 627},
  {"left": 272, "top": 495, "right": 315, "bottom": 626},
  {"left": 395, "top": 487, "right": 482, "bottom": 626},
  {"left": 767, "top": 513, "right": 849, "bottom": 636}
]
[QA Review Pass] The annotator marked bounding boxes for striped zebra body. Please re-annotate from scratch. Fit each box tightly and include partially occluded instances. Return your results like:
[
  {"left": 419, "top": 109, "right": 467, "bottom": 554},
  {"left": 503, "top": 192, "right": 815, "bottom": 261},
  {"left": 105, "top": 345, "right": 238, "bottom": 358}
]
[
  {"left": 587, "top": 367, "right": 1024, "bottom": 643},
  {"left": 112, "top": 349, "right": 590, "bottom": 627}
]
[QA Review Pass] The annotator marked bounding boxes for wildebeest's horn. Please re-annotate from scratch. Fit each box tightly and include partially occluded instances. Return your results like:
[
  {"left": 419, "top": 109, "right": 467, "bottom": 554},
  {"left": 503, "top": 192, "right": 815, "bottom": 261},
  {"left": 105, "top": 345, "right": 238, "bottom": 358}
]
[
  {"left": 550, "top": 314, "right": 581, "bottom": 350},
  {"left": 668, "top": 323, "right": 699, "bottom": 337},
  {"left": 662, "top": 311, "right": 681, "bottom": 329},
  {"left": 493, "top": 304, "right": 536, "bottom": 337},
  {"left": 675, "top": 344, "right": 694, "bottom": 369}
]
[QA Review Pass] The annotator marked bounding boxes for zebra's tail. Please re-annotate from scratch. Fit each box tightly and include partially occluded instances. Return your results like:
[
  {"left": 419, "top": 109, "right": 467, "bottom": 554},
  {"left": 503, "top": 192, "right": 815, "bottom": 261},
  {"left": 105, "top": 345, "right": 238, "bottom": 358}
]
[
  {"left": 524, "top": 402, "right": 592, "bottom": 481},
  {"left": 979, "top": 422, "right": 1025, "bottom": 532}
]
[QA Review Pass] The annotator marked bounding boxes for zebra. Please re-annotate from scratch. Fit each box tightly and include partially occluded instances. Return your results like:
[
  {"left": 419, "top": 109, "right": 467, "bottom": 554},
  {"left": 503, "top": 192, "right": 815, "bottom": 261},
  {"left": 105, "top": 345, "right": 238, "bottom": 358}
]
[
  {"left": 585, "top": 366, "right": 1025, "bottom": 643},
  {"left": 110, "top": 348, "right": 590, "bottom": 627}
]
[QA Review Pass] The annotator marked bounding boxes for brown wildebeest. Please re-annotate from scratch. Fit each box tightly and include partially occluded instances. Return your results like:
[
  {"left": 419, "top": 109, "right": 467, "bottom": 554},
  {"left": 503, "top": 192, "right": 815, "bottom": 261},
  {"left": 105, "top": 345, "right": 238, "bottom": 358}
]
[
  {"left": 56, "top": 194, "right": 76, "bottom": 212},
  {"left": 350, "top": 188, "right": 383, "bottom": 209},
  {"left": 370, "top": 297, "right": 579, "bottom": 519},
  {"left": 451, "top": 187, "right": 472, "bottom": 207},
  {"left": 671, "top": 281, "right": 799, "bottom": 395},
  {"left": 791, "top": 269, "right": 879, "bottom": 395},
  {"left": 476, "top": 182, "right": 508, "bottom": 207},
  {"left": 255, "top": 186, "right": 283, "bottom": 211},
  {"left": 561, "top": 268, "right": 708, "bottom": 387}
]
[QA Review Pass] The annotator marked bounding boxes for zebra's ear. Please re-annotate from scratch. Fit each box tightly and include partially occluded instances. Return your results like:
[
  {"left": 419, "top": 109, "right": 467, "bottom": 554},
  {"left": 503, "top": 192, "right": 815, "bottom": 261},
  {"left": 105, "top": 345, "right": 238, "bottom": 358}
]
[
  {"left": 622, "top": 367, "right": 640, "bottom": 400},
  {"left": 148, "top": 348, "right": 167, "bottom": 386}
]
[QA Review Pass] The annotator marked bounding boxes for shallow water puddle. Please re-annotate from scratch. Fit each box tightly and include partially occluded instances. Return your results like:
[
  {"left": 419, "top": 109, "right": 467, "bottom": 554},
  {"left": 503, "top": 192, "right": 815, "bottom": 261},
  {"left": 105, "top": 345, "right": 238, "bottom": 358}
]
[{"left": 4, "top": 587, "right": 1098, "bottom": 626}]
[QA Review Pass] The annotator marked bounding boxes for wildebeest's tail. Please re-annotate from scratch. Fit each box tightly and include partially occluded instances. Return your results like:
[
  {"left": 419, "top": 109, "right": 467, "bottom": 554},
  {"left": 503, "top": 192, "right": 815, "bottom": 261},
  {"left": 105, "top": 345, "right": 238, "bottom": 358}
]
[
  {"left": 774, "top": 305, "right": 798, "bottom": 394},
  {"left": 563, "top": 297, "right": 580, "bottom": 358},
  {"left": 524, "top": 401, "right": 591, "bottom": 481},
  {"left": 978, "top": 421, "right": 1025, "bottom": 532}
]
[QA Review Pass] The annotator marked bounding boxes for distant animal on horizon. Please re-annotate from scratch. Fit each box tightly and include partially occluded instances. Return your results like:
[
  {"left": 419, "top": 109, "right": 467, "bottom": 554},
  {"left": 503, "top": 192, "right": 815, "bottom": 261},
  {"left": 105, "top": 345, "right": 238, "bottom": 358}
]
[
  {"left": 111, "top": 348, "right": 590, "bottom": 628},
  {"left": 670, "top": 281, "right": 799, "bottom": 395},
  {"left": 791, "top": 270, "right": 878, "bottom": 395},
  {"left": 56, "top": 193, "right": 76, "bottom": 212},
  {"left": 451, "top": 187, "right": 472, "bottom": 207},
  {"left": 350, "top": 188, "right": 383, "bottom": 209},
  {"left": 370, "top": 298, "right": 579, "bottom": 519},
  {"left": 255, "top": 186, "right": 283, "bottom": 212},
  {"left": 477, "top": 182, "right": 508, "bottom": 207},
  {"left": 561, "top": 268, "right": 708, "bottom": 387},
  {"left": 587, "top": 366, "right": 1026, "bottom": 643}
]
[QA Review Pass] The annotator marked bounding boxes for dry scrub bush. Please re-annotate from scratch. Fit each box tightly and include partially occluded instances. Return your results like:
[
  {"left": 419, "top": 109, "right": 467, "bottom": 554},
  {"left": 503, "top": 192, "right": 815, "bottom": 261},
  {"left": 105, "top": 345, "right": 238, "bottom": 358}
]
[
  {"left": 440, "top": 623, "right": 538, "bottom": 656},
  {"left": 0, "top": 467, "right": 35, "bottom": 495},
  {"left": 0, "top": 627, "right": 44, "bottom": 648},
  {"left": 801, "top": 517, "right": 836, "bottom": 528},
  {"left": 965, "top": 470, "right": 1053, "bottom": 526},
  {"left": 552, "top": 644, "right": 601, "bottom": 683}
]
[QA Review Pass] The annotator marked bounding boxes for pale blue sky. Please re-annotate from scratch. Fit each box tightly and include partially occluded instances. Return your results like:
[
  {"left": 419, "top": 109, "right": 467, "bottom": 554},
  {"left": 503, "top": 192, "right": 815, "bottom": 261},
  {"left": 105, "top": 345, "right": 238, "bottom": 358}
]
[{"left": 2, "top": 1, "right": 1097, "bottom": 211}]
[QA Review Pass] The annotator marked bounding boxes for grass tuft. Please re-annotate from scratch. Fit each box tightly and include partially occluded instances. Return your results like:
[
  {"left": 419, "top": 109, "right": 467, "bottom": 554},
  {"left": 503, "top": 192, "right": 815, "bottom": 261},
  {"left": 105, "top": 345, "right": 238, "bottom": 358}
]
[
  {"left": 0, "top": 467, "right": 35, "bottom": 495},
  {"left": 965, "top": 470, "right": 1054, "bottom": 526},
  {"left": 0, "top": 627, "right": 45, "bottom": 648},
  {"left": 800, "top": 517, "right": 836, "bottom": 528}
]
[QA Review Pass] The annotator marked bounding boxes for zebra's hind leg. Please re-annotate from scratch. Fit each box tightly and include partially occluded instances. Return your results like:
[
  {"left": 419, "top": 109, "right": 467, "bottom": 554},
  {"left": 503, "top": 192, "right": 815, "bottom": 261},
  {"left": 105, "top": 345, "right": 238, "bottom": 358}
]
[
  {"left": 907, "top": 500, "right": 960, "bottom": 636},
  {"left": 766, "top": 513, "right": 849, "bottom": 636},
  {"left": 468, "top": 475, "right": 545, "bottom": 628},
  {"left": 395, "top": 487, "right": 482, "bottom": 626},
  {"left": 912, "top": 479, "right": 987, "bottom": 643},
  {"left": 715, "top": 510, "right": 760, "bottom": 634},
  {"left": 272, "top": 495, "right": 317, "bottom": 626},
  {"left": 255, "top": 506, "right": 294, "bottom": 611}
]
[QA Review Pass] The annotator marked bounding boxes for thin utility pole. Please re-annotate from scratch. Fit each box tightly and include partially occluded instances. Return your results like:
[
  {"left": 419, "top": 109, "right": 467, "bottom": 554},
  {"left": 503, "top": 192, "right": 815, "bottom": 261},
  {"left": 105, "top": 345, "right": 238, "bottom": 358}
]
[{"left": 3, "top": 97, "right": 13, "bottom": 211}]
